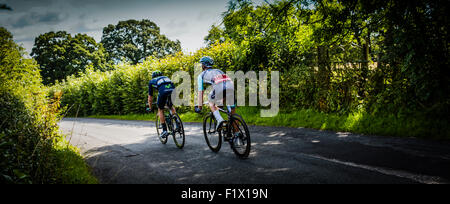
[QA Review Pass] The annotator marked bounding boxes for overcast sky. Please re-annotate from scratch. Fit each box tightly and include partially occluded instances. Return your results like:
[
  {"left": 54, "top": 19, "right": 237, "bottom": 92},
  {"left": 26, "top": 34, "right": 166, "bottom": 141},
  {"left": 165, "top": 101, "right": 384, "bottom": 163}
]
[{"left": 0, "top": 0, "right": 262, "bottom": 56}]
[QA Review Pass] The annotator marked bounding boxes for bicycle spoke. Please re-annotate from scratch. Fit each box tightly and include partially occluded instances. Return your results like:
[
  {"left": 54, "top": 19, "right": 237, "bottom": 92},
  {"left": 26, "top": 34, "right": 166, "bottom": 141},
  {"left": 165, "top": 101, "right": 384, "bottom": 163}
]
[
  {"left": 203, "top": 113, "right": 222, "bottom": 152},
  {"left": 229, "top": 114, "right": 251, "bottom": 159},
  {"left": 172, "top": 114, "right": 185, "bottom": 149}
]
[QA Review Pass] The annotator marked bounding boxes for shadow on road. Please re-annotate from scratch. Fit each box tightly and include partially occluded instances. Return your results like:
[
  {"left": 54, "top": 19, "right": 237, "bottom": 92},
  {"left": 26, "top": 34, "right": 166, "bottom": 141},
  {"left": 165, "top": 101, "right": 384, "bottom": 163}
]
[{"left": 61, "top": 118, "right": 450, "bottom": 184}]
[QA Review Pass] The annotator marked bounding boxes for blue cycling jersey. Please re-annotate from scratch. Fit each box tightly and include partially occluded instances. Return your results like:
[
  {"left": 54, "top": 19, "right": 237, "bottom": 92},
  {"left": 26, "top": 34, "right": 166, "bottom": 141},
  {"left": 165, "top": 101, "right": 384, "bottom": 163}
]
[{"left": 148, "top": 76, "right": 174, "bottom": 96}]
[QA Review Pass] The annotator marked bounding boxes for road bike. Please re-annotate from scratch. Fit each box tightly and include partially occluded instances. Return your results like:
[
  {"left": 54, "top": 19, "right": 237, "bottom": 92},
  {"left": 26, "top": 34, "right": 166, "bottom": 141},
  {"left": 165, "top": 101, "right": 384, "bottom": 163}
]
[
  {"left": 151, "top": 103, "right": 185, "bottom": 149},
  {"left": 201, "top": 104, "right": 251, "bottom": 159}
]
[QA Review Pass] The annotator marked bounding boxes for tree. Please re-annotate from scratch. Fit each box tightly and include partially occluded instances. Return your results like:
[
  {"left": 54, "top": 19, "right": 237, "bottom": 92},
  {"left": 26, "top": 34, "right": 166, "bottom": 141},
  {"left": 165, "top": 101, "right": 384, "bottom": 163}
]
[
  {"left": 204, "top": 25, "right": 226, "bottom": 46},
  {"left": 31, "top": 31, "right": 109, "bottom": 85},
  {"left": 1, "top": 27, "right": 41, "bottom": 88},
  {"left": 254, "top": 0, "right": 449, "bottom": 113},
  {"left": 308, "top": 0, "right": 449, "bottom": 112},
  {"left": 101, "top": 19, "right": 181, "bottom": 64}
]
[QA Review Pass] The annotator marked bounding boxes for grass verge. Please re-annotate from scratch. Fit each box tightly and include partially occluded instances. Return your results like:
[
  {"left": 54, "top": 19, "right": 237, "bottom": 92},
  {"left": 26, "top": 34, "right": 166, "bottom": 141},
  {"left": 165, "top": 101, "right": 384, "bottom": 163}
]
[
  {"left": 53, "top": 139, "right": 98, "bottom": 184},
  {"left": 88, "top": 107, "right": 449, "bottom": 140}
]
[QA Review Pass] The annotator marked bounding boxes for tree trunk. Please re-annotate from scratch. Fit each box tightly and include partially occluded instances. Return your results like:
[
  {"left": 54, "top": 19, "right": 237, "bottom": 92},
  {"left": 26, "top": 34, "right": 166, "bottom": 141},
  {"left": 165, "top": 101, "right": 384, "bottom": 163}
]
[
  {"left": 317, "top": 45, "right": 331, "bottom": 111},
  {"left": 359, "top": 37, "right": 370, "bottom": 98}
]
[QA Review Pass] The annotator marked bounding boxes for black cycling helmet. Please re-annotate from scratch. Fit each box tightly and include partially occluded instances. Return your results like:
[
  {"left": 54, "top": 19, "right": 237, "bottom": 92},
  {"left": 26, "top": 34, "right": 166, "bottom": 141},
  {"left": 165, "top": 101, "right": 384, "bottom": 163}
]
[
  {"left": 200, "top": 56, "right": 214, "bottom": 68},
  {"left": 152, "top": 70, "right": 162, "bottom": 78}
]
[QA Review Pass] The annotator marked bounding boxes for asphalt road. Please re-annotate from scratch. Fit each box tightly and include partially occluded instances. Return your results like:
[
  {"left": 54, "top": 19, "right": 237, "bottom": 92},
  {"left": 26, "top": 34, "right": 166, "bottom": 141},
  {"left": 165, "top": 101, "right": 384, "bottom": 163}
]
[{"left": 59, "top": 118, "right": 450, "bottom": 184}]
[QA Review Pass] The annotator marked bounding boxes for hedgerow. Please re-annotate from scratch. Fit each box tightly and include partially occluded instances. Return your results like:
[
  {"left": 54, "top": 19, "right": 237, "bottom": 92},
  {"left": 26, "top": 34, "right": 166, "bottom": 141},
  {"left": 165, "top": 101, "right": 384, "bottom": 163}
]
[
  {"left": 50, "top": 41, "right": 241, "bottom": 116},
  {"left": 1, "top": 27, "right": 96, "bottom": 184}
]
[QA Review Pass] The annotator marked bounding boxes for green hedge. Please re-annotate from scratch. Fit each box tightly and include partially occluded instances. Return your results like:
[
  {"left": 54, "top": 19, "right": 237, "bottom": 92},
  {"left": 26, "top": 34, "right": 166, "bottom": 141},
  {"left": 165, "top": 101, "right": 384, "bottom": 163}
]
[
  {"left": 1, "top": 27, "right": 96, "bottom": 184},
  {"left": 50, "top": 39, "right": 449, "bottom": 140},
  {"left": 0, "top": 88, "right": 96, "bottom": 184},
  {"left": 50, "top": 42, "right": 241, "bottom": 116},
  {"left": 89, "top": 106, "right": 450, "bottom": 140}
]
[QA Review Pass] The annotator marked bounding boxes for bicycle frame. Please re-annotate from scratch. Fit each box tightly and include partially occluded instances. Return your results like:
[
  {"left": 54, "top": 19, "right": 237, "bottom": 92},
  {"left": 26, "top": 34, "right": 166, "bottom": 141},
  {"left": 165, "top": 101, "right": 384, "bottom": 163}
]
[
  {"left": 152, "top": 102, "right": 185, "bottom": 149},
  {"left": 201, "top": 102, "right": 251, "bottom": 158},
  {"left": 153, "top": 102, "right": 174, "bottom": 119},
  {"left": 203, "top": 101, "right": 233, "bottom": 117}
]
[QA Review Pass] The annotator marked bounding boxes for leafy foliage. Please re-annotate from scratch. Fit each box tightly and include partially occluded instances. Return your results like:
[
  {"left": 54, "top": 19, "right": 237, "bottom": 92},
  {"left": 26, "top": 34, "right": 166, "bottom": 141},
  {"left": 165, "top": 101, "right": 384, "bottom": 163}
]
[
  {"left": 207, "top": 0, "right": 449, "bottom": 117},
  {"left": 51, "top": 41, "right": 239, "bottom": 117},
  {"left": 31, "top": 31, "right": 109, "bottom": 85},
  {"left": 50, "top": 0, "right": 448, "bottom": 139},
  {"left": 1, "top": 27, "right": 96, "bottom": 183},
  {"left": 101, "top": 19, "right": 181, "bottom": 64}
]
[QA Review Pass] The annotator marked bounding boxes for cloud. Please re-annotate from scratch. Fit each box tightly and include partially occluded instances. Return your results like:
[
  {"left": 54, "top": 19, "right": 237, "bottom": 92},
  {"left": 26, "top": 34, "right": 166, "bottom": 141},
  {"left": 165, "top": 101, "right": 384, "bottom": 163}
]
[
  {"left": 2, "top": 0, "right": 231, "bottom": 54},
  {"left": 10, "top": 11, "right": 68, "bottom": 28},
  {"left": 0, "top": 3, "right": 13, "bottom": 10},
  {"left": 164, "top": 19, "right": 188, "bottom": 36},
  {"left": 0, "top": 0, "right": 54, "bottom": 12}
]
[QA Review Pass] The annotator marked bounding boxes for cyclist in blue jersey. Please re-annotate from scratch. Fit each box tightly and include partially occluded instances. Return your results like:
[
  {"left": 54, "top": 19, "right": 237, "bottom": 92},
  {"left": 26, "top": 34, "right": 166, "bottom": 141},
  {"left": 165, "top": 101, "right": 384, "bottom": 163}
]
[
  {"left": 148, "top": 70, "right": 178, "bottom": 139},
  {"left": 195, "top": 56, "right": 237, "bottom": 133}
]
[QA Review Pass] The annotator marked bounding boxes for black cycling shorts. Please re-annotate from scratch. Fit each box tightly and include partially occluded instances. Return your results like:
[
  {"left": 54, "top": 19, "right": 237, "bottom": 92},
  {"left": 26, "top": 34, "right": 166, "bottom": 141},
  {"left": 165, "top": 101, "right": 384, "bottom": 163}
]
[{"left": 157, "top": 89, "right": 173, "bottom": 109}]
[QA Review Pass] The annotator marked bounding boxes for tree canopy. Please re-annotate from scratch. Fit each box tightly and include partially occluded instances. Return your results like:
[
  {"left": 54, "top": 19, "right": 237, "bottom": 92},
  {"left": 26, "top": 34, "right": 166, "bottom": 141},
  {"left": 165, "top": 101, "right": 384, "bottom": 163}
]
[
  {"left": 31, "top": 31, "right": 109, "bottom": 85},
  {"left": 206, "top": 0, "right": 449, "bottom": 115},
  {"left": 101, "top": 19, "right": 181, "bottom": 64},
  {"left": 1, "top": 27, "right": 41, "bottom": 88}
]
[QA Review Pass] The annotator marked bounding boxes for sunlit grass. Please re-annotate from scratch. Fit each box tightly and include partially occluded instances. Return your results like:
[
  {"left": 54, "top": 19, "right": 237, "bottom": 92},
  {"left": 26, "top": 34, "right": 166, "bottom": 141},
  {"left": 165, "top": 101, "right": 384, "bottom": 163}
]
[
  {"left": 53, "top": 139, "right": 98, "bottom": 184},
  {"left": 88, "top": 107, "right": 449, "bottom": 140}
]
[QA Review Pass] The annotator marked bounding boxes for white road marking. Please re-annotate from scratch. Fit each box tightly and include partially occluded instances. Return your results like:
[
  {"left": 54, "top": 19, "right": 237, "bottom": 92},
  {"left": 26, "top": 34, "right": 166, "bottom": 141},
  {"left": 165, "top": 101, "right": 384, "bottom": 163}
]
[{"left": 304, "top": 153, "right": 448, "bottom": 184}]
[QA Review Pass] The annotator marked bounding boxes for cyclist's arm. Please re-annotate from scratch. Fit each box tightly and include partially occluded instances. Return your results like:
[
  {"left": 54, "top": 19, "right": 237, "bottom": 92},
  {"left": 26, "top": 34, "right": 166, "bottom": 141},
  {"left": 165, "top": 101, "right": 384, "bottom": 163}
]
[
  {"left": 148, "top": 95, "right": 153, "bottom": 108},
  {"left": 198, "top": 91, "right": 203, "bottom": 107},
  {"left": 148, "top": 80, "right": 155, "bottom": 108},
  {"left": 197, "top": 74, "right": 204, "bottom": 107}
]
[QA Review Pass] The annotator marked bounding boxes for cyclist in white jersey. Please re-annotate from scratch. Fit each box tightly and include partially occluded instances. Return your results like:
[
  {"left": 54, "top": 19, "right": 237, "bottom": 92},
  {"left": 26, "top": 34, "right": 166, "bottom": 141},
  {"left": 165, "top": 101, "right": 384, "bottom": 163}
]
[{"left": 195, "top": 56, "right": 236, "bottom": 131}]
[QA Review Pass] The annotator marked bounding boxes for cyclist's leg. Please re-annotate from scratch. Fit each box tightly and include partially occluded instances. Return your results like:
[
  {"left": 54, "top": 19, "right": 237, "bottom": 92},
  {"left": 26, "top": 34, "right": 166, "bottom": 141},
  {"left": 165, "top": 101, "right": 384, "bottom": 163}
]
[
  {"left": 158, "top": 108, "right": 165, "bottom": 124},
  {"left": 167, "top": 90, "right": 176, "bottom": 114},
  {"left": 223, "top": 80, "right": 235, "bottom": 109},
  {"left": 156, "top": 93, "right": 165, "bottom": 123},
  {"left": 223, "top": 81, "right": 239, "bottom": 133},
  {"left": 223, "top": 94, "right": 238, "bottom": 133},
  {"left": 208, "top": 87, "right": 225, "bottom": 127},
  {"left": 230, "top": 108, "right": 239, "bottom": 133},
  {"left": 209, "top": 101, "right": 218, "bottom": 112},
  {"left": 157, "top": 92, "right": 168, "bottom": 134},
  {"left": 166, "top": 89, "right": 180, "bottom": 130},
  {"left": 208, "top": 88, "right": 218, "bottom": 111}
]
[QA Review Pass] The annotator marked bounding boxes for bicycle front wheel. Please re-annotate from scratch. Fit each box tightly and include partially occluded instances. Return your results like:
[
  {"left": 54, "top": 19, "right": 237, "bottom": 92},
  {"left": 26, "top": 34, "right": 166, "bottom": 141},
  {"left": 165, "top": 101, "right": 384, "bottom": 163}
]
[
  {"left": 229, "top": 114, "right": 251, "bottom": 159},
  {"left": 203, "top": 113, "right": 221, "bottom": 152},
  {"left": 172, "top": 114, "right": 185, "bottom": 149}
]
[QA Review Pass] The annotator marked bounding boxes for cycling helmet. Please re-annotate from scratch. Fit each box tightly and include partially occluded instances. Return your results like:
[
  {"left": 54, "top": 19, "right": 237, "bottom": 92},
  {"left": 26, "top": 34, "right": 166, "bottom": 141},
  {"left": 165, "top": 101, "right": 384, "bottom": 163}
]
[
  {"left": 200, "top": 56, "right": 214, "bottom": 68},
  {"left": 152, "top": 70, "right": 162, "bottom": 78}
]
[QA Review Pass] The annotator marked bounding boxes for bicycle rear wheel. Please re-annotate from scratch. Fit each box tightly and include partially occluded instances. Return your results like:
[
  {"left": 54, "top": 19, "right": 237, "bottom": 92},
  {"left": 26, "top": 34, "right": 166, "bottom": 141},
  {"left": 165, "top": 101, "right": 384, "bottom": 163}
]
[
  {"left": 155, "top": 114, "right": 168, "bottom": 144},
  {"left": 172, "top": 114, "right": 185, "bottom": 149},
  {"left": 203, "top": 113, "right": 222, "bottom": 152},
  {"left": 229, "top": 114, "right": 251, "bottom": 159}
]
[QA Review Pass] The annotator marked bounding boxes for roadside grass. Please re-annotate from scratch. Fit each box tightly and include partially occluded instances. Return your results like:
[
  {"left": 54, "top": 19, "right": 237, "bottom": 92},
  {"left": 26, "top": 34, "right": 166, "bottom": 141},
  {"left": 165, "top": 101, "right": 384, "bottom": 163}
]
[
  {"left": 88, "top": 112, "right": 204, "bottom": 123},
  {"left": 52, "top": 138, "right": 98, "bottom": 184},
  {"left": 88, "top": 107, "right": 449, "bottom": 140}
]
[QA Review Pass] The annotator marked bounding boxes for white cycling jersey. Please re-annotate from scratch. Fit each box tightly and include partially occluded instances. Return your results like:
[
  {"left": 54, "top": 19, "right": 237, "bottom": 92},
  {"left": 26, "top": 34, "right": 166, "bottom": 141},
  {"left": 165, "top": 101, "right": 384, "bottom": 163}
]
[{"left": 198, "top": 69, "right": 234, "bottom": 106}]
